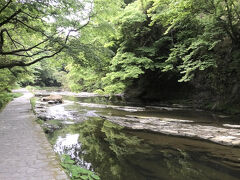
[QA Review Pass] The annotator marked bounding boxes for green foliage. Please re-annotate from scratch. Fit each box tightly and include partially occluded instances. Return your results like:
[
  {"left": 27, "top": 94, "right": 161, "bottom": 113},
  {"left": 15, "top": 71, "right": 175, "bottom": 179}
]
[
  {"left": 0, "top": 68, "right": 27, "bottom": 109},
  {"left": 101, "top": 52, "right": 153, "bottom": 94},
  {"left": 0, "top": 92, "right": 22, "bottom": 110},
  {"left": 32, "top": 59, "right": 65, "bottom": 87},
  {"left": 145, "top": 0, "right": 240, "bottom": 102},
  {"left": 1, "top": 0, "right": 239, "bottom": 105},
  {"left": 0, "top": 0, "right": 94, "bottom": 93},
  {"left": 59, "top": 0, "right": 125, "bottom": 93},
  {"left": 61, "top": 0, "right": 172, "bottom": 94},
  {"left": 0, "top": 69, "right": 16, "bottom": 92},
  {"left": 66, "top": 63, "right": 103, "bottom": 92},
  {"left": 30, "top": 97, "right": 37, "bottom": 112},
  {"left": 61, "top": 0, "right": 237, "bottom": 105},
  {"left": 61, "top": 154, "right": 100, "bottom": 180},
  {"left": 96, "top": 0, "right": 171, "bottom": 94},
  {"left": 0, "top": 0, "right": 90, "bottom": 69}
]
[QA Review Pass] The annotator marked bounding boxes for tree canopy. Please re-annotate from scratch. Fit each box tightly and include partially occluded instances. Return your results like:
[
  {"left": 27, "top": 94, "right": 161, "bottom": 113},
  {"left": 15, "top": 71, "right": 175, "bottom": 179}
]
[
  {"left": 1, "top": 0, "right": 240, "bottom": 110},
  {"left": 0, "top": 0, "right": 92, "bottom": 69}
]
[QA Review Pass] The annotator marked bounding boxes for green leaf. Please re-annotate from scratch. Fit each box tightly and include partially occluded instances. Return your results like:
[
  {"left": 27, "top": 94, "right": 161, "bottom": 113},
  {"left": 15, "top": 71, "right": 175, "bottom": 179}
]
[
  {"left": 80, "top": 175, "right": 89, "bottom": 180},
  {"left": 91, "top": 174, "right": 101, "bottom": 180}
]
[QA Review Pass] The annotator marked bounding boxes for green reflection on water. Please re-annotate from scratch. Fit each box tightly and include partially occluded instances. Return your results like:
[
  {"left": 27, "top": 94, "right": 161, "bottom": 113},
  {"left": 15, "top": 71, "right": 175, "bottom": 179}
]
[
  {"left": 42, "top": 95, "right": 240, "bottom": 180},
  {"left": 49, "top": 117, "right": 240, "bottom": 180},
  {"left": 74, "top": 117, "right": 151, "bottom": 180}
]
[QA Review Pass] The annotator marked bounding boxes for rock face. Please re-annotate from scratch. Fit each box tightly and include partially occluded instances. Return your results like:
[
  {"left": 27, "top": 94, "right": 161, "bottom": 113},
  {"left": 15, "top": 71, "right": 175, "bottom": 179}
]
[{"left": 41, "top": 94, "right": 63, "bottom": 104}]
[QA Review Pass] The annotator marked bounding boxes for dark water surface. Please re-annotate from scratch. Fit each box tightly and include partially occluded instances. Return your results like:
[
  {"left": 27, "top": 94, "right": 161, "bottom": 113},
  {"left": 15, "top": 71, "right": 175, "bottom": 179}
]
[{"left": 48, "top": 95, "right": 240, "bottom": 180}]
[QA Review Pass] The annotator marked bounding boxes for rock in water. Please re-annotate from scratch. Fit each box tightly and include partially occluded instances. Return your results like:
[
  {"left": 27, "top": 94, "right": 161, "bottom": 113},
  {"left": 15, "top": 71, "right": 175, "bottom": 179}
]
[{"left": 41, "top": 94, "right": 63, "bottom": 104}]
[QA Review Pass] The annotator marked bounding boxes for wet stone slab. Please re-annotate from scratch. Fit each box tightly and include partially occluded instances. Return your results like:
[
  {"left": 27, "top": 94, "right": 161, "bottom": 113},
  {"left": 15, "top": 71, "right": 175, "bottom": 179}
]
[
  {"left": 0, "top": 89, "right": 69, "bottom": 180},
  {"left": 102, "top": 115, "right": 240, "bottom": 147}
]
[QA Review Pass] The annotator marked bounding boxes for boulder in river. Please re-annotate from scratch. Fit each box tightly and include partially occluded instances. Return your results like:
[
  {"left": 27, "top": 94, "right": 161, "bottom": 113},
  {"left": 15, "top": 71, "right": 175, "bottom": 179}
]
[{"left": 41, "top": 94, "right": 63, "bottom": 104}]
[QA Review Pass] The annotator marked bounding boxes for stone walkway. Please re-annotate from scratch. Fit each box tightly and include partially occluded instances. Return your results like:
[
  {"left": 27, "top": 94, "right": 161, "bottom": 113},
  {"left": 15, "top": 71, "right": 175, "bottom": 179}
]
[{"left": 0, "top": 89, "right": 69, "bottom": 180}]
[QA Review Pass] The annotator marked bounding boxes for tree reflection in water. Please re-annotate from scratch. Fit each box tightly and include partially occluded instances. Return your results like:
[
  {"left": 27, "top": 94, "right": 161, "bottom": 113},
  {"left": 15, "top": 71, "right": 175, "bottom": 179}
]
[
  {"left": 71, "top": 117, "right": 239, "bottom": 180},
  {"left": 51, "top": 117, "right": 240, "bottom": 180}
]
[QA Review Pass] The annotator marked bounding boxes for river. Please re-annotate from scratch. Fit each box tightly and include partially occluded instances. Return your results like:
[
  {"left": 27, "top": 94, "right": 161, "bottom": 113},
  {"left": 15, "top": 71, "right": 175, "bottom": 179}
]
[{"left": 34, "top": 92, "right": 240, "bottom": 180}]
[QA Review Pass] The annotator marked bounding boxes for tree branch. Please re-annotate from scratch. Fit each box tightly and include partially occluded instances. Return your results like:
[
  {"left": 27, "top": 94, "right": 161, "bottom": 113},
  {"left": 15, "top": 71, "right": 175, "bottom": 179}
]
[
  {"left": 8, "top": 68, "right": 18, "bottom": 78},
  {"left": 224, "top": 0, "right": 237, "bottom": 41},
  {"left": 25, "top": 48, "right": 64, "bottom": 66},
  {"left": 12, "top": 39, "right": 26, "bottom": 48},
  {"left": 4, "top": 28, "right": 17, "bottom": 48},
  {"left": 21, "top": 11, "right": 40, "bottom": 19},
  {"left": 0, "top": 3, "right": 93, "bottom": 69},
  {"left": 0, "top": 47, "right": 64, "bottom": 69},
  {"left": 8, "top": 49, "right": 51, "bottom": 58},
  {"left": 0, "top": 9, "right": 21, "bottom": 27},
  {"left": 230, "top": 0, "right": 240, "bottom": 22},
  {"left": 13, "top": 18, "right": 48, "bottom": 37},
  {"left": 0, "top": 28, "right": 8, "bottom": 52},
  {"left": 1, "top": 39, "right": 48, "bottom": 55},
  {"left": 0, "top": 0, "right": 12, "bottom": 14}
]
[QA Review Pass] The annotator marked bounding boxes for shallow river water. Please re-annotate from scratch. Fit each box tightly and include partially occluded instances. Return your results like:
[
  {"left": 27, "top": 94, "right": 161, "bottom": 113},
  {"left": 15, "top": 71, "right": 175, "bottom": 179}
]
[{"left": 41, "top": 94, "right": 240, "bottom": 180}]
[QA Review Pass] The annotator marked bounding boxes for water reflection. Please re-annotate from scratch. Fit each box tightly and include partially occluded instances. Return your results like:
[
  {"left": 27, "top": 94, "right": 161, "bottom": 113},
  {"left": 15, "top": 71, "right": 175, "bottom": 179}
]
[
  {"left": 52, "top": 117, "right": 240, "bottom": 180},
  {"left": 36, "top": 91, "right": 240, "bottom": 179},
  {"left": 54, "top": 134, "right": 92, "bottom": 169}
]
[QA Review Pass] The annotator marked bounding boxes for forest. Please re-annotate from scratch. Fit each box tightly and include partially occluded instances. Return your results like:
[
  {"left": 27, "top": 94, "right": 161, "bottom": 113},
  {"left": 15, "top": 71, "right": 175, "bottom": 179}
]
[
  {"left": 1, "top": 0, "right": 240, "bottom": 113},
  {"left": 1, "top": 1, "right": 240, "bottom": 179}
]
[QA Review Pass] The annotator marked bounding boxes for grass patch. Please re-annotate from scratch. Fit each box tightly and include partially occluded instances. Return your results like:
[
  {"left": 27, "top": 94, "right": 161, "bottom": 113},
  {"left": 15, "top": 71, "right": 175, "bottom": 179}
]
[
  {"left": 0, "top": 92, "right": 23, "bottom": 111},
  {"left": 30, "top": 97, "right": 37, "bottom": 112},
  {"left": 36, "top": 118, "right": 44, "bottom": 125}
]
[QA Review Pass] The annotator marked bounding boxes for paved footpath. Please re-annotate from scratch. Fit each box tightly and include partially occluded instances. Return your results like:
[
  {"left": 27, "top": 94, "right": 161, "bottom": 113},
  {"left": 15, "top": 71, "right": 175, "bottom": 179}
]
[{"left": 0, "top": 89, "right": 69, "bottom": 180}]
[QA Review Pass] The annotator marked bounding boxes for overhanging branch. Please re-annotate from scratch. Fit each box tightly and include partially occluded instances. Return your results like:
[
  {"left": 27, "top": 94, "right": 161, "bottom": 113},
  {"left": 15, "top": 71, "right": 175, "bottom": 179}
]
[
  {"left": 1, "top": 39, "right": 48, "bottom": 55},
  {"left": 8, "top": 49, "right": 51, "bottom": 58},
  {"left": 0, "top": 47, "right": 64, "bottom": 69},
  {"left": 0, "top": 4, "right": 93, "bottom": 69},
  {"left": 0, "top": 0, "right": 12, "bottom": 14},
  {"left": 0, "top": 9, "right": 21, "bottom": 27},
  {"left": 24, "top": 47, "right": 64, "bottom": 66}
]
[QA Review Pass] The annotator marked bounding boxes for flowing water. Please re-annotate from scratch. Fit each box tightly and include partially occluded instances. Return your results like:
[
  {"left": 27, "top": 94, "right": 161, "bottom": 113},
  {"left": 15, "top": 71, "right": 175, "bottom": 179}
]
[{"left": 44, "top": 94, "right": 240, "bottom": 180}]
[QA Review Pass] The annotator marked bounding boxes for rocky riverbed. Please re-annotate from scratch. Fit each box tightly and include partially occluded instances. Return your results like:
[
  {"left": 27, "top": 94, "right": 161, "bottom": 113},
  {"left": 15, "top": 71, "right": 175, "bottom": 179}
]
[
  {"left": 33, "top": 91, "right": 240, "bottom": 147},
  {"left": 101, "top": 115, "right": 240, "bottom": 146}
]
